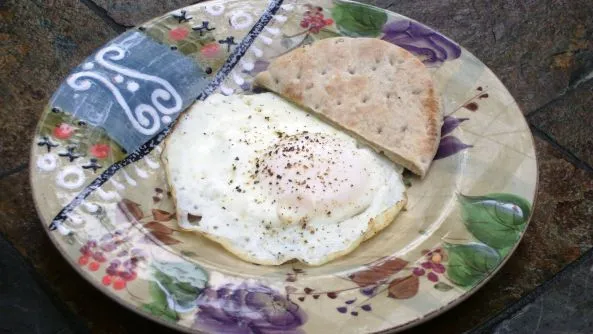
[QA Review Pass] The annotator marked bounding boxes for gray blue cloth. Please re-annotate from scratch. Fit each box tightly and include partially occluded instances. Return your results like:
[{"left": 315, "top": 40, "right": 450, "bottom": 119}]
[{"left": 50, "top": 30, "right": 209, "bottom": 153}]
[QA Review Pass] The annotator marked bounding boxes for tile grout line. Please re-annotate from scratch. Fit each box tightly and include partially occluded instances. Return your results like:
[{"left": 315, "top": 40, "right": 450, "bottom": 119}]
[
  {"left": 467, "top": 246, "right": 593, "bottom": 333},
  {"left": 79, "top": 0, "right": 130, "bottom": 33},
  {"left": 526, "top": 74, "right": 593, "bottom": 118},
  {"left": 0, "top": 163, "right": 28, "bottom": 180},
  {"left": 528, "top": 122, "right": 593, "bottom": 174}
]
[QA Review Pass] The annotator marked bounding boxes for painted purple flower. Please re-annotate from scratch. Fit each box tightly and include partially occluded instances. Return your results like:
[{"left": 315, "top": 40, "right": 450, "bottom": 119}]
[
  {"left": 381, "top": 20, "right": 461, "bottom": 66},
  {"left": 441, "top": 116, "right": 469, "bottom": 137},
  {"left": 434, "top": 136, "right": 473, "bottom": 160},
  {"left": 433, "top": 116, "right": 473, "bottom": 160},
  {"left": 195, "top": 284, "right": 307, "bottom": 334}
]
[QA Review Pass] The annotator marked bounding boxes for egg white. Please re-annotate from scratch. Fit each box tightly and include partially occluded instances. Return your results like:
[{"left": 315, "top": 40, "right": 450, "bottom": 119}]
[{"left": 163, "top": 93, "right": 406, "bottom": 265}]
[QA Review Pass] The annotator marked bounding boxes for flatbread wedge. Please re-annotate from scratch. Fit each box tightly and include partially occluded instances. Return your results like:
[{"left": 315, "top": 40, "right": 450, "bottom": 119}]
[{"left": 254, "top": 37, "right": 442, "bottom": 177}]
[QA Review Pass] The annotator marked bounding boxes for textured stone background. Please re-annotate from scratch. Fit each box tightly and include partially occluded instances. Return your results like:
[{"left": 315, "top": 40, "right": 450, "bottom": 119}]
[{"left": 0, "top": 0, "right": 592, "bottom": 333}]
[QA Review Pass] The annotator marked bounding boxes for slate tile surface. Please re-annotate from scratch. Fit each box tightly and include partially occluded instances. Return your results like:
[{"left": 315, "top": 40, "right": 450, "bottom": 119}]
[
  {"left": 529, "top": 79, "right": 593, "bottom": 170},
  {"left": 0, "top": 0, "right": 117, "bottom": 175},
  {"left": 0, "top": 236, "right": 87, "bottom": 334},
  {"left": 369, "top": 0, "right": 593, "bottom": 114},
  {"left": 0, "top": 0, "right": 592, "bottom": 333},
  {"left": 470, "top": 249, "right": 593, "bottom": 334}
]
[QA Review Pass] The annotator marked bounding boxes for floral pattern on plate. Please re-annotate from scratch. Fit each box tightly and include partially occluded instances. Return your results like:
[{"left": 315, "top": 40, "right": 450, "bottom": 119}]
[{"left": 30, "top": 1, "right": 537, "bottom": 333}]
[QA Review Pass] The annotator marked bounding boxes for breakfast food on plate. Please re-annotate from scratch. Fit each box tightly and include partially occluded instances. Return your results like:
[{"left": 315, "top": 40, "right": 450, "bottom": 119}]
[
  {"left": 254, "top": 37, "right": 442, "bottom": 177},
  {"left": 163, "top": 93, "right": 407, "bottom": 265},
  {"left": 162, "top": 36, "right": 444, "bottom": 266}
]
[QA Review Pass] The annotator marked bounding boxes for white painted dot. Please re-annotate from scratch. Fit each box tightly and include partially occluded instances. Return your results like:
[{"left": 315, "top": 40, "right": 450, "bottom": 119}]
[
  {"left": 274, "top": 15, "right": 287, "bottom": 23},
  {"left": 110, "top": 178, "right": 125, "bottom": 191},
  {"left": 230, "top": 11, "right": 253, "bottom": 30},
  {"left": 97, "top": 188, "right": 121, "bottom": 201},
  {"left": 114, "top": 75, "right": 124, "bottom": 83},
  {"left": 162, "top": 115, "right": 172, "bottom": 124},
  {"left": 66, "top": 213, "right": 85, "bottom": 228},
  {"left": 82, "top": 201, "right": 99, "bottom": 213},
  {"left": 205, "top": 4, "right": 225, "bottom": 16},
  {"left": 259, "top": 35, "right": 273, "bottom": 45},
  {"left": 134, "top": 165, "right": 149, "bottom": 179},
  {"left": 241, "top": 60, "right": 254, "bottom": 71},
  {"left": 37, "top": 153, "right": 57, "bottom": 172},
  {"left": 122, "top": 170, "right": 137, "bottom": 186},
  {"left": 265, "top": 27, "right": 280, "bottom": 35},
  {"left": 82, "top": 62, "right": 94, "bottom": 70},
  {"left": 56, "top": 166, "right": 86, "bottom": 190},
  {"left": 144, "top": 156, "right": 160, "bottom": 169},
  {"left": 220, "top": 84, "right": 234, "bottom": 96},
  {"left": 56, "top": 223, "right": 71, "bottom": 236},
  {"left": 232, "top": 72, "right": 245, "bottom": 86},
  {"left": 280, "top": 4, "right": 294, "bottom": 11},
  {"left": 251, "top": 46, "right": 263, "bottom": 58},
  {"left": 127, "top": 81, "right": 139, "bottom": 92}
]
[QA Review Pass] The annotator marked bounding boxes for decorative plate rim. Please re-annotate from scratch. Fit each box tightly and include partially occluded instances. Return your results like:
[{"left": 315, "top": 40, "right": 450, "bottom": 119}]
[{"left": 30, "top": 0, "right": 539, "bottom": 332}]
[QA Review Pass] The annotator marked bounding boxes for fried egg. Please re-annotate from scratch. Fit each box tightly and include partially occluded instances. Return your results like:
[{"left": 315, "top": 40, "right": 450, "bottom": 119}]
[{"left": 163, "top": 93, "right": 406, "bottom": 265}]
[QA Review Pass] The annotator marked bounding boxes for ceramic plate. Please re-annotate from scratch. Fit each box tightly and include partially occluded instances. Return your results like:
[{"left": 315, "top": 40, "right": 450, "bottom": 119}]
[{"left": 31, "top": 0, "right": 537, "bottom": 333}]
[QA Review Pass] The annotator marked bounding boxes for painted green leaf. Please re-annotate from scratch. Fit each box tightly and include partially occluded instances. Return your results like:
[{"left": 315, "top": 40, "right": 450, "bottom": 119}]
[
  {"left": 433, "top": 282, "right": 454, "bottom": 292},
  {"left": 331, "top": 1, "right": 387, "bottom": 37},
  {"left": 150, "top": 261, "right": 208, "bottom": 312},
  {"left": 143, "top": 281, "right": 178, "bottom": 322},
  {"left": 445, "top": 243, "right": 501, "bottom": 287},
  {"left": 458, "top": 193, "right": 531, "bottom": 250}
]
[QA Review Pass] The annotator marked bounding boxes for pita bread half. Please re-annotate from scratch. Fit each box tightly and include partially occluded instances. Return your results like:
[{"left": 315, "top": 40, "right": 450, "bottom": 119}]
[{"left": 254, "top": 37, "right": 442, "bottom": 177}]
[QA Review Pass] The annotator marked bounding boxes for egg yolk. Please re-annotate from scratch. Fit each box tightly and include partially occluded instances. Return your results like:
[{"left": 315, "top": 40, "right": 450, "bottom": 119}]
[{"left": 254, "top": 132, "right": 376, "bottom": 226}]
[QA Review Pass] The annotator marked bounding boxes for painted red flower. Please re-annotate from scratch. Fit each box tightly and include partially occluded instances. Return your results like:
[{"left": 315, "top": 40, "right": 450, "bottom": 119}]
[
  {"left": 53, "top": 123, "right": 75, "bottom": 139},
  {"left": 200, "top": 42, "right": 221, "bottom": 58},
  {"left": 169, "top": 27, "right": 189, "bottom": 41},
  {"left": 412, "top": 248, "right": 447, "bottom": 282},
  {"left": 300, "top": 5, "right": 334, "bottom": 34},
  {"left": 90, "top": 143, "right": 110, "bottom": 159}
]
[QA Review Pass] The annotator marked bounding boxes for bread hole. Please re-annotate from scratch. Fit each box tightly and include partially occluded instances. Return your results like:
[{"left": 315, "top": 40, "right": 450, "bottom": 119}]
[
  {"left": 335, "top": 38, "right": 345, "bottom": 44},
  {"left": 321, "top": 69, "right": 327, "bottom": 75},
  {"left": 274, "top": 77, "right": 279, "bottom": 84},
  {"left": 362, "top": 96, "right": 369, "bottom": 103},
  {"left": 348, "top": 67, "right": 356, "bottom": 75},
  {"left": 337, "top": 100, "right": 342, "bottom": 106},
  {"left": 314, "top": 104, "right": 320, "bottom": 109},
  {"left": 371, "top": 66, "right": 377, "bottom": 71},
  {"left": 401, "top": 125, "right": 408, "bottom": 132},
  {"left": 305, "top": 82, "right": 314, "bottom": 90},
  {"left": 412, "top": 89, "right": 421, "bottom": 95},
  {"left": 398, "top": 58, "right": 405, "bottom": 64},
  {"left": 386, "top": 93, "right": 391, "bottom": 99},
  {"left": 377, "top": 127, "right": 383, "bottom": 134},
  {"left": 389, "top": 57, "right": 395, "bottom": 66},
  {"left": 375, "top": 58, "right": 381, "bottom": 64}
]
